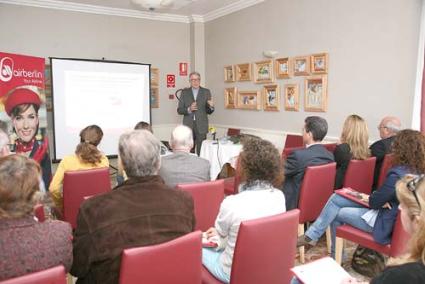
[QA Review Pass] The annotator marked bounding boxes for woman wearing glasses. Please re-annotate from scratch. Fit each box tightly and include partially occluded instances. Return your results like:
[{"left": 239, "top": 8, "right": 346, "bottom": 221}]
[{"left": 297, "top": 129, "right": 425, "bottom": 258}]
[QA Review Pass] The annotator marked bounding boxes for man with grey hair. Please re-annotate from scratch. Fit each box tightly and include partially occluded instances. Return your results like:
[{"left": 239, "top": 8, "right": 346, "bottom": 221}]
[
  {"left": 370, "top": 116, "right": 402, "bottom": 191},
  {"left": 159, "top": 125, "right": 210, "bottom": 188},
  {"left": 71, "top": 130, "right": 195, "bottom": 284}
]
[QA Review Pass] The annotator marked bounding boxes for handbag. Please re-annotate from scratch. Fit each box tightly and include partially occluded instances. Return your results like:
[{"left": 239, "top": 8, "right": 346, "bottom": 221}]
[{"left": 351, "top": 245, "right": 386, "bottom": 278}]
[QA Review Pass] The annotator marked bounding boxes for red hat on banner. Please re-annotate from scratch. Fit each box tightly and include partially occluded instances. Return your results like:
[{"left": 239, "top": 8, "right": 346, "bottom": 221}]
[{"left": 5, "top": 88, "right": 41, "bottom": 116}]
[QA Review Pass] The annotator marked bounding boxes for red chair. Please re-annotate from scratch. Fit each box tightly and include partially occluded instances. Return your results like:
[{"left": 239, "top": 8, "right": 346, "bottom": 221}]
[
  {"left": 376, "top": 154, "right": 394, "bottom": 189},
  {"left": 120, "top": 231, "right": 202, "bottom": 284},
  {"left": 0, "top": 266, "right": 66, "bottom": 284},
  {"left": 177, "top": 180, "right": 225, "bottom": 231},
  {"left": 342, "top": 157, "right": 376, "bottom": 194},
  {"left": 34, "top": 204, "right": 45, "bottom": 222},
  {"left": 297, "top": 163, "right": 336, "bottom": 263},
  {"left": 335, "top": 210, "right": 410, "bottom": 264},
  {"left": 202, "top": 210, "right": 300, "bottom": 284},
  {"left": 323, "top": 143, "right": 337, "bottom": 153},
  {"left": 63, "top": 167, "right": 111, "bottom": 229},
  {"left": 284, "top": 134, "right": 304, "bottom": 149},
  {"left": 223, "top": 158, "right": 241, "bottom": 196},
  {"left": 227, "top": 128, "right": 241, "bottom": 136},
  {"left": 281, "top": 146, "right": 304, "bottom": 160}
]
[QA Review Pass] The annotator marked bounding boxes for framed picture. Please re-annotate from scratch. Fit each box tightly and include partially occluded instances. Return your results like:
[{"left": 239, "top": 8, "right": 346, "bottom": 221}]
[
  {"left": 284, "top": 84, "right": 299, "bottom": 111},
  {"left": 304, "top": 75, "right": 327, "bottom": 112},
  {"left": 263, "top": 84, "right": 280, "bottom": 111},
  {"left": 293, "top": 56, "right": 310, "bottom": 76},
  {"left": 275, "top": 57, "right": 291, "bottom": 79},
  {"left": 150, "top": 87, "right": 159, "bottom": 108},
  {"left": 225, "top": 87, "right": 237, "bottom": 109},
  {"left": 236, "top": 63, "right": 251, "bottom": 81},
  {"left": 311, "top": 53, "right": 328, "bottom": 74},
  {"left": 151, "top": 68, "right": 159, "bottom": 86},
  {"left": 224, "top": 65, "right": 235, "bottom": 82},
  {"left": 254, "top": 60, "right": 274, "bottom": 83},
  {"left": 237, "top": 90, "right": 261, "bottom": 110}
]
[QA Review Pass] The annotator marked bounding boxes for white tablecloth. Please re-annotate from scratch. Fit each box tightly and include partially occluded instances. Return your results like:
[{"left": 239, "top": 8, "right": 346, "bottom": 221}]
[{"left": 200, "top": 140, "right": 243, "bottom": 180}]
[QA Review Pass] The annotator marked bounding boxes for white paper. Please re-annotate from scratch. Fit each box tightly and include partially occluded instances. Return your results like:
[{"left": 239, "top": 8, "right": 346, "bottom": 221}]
[{"left": 291, "top": 257, "right": 350, "bottom": 284}]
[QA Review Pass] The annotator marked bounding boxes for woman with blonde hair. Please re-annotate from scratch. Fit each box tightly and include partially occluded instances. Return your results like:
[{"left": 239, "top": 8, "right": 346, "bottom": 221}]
[
  {"left": 334, "top": 114, "right": 370, "bottom": 189},
  {"left": 49, "top": 125, "right": 109, "bottom": 210}
]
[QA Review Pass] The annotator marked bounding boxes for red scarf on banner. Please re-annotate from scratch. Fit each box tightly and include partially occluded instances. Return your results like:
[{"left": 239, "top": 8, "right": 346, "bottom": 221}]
[{"left": 15, "top": 136, "right": 49, "bottom": 163}]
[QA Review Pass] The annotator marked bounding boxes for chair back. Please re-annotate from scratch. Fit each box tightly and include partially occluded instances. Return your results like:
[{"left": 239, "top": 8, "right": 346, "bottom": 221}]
[
  {"left": 227, "top": 128, "right": 241, "bottom": 136},
  {"left": 284, "top": 134, "right": 304, "bottom": 149},
  {"left": 176, "top": 180, "right": 225, "bottom": 231},
  {"left": 0, "top": 266, "right": 66, "bottom": 284},
  {"left": 281, "top": 146, "right": 304, "bottom": 160},
  {"left": 230, "top": 210, "right": 300, "bottom": 284},
  {"left": 377, "top": 154, "right": 394, "bottom": 189},
  {"left": 298, "top": 163, "right": 336, "bottom": 223},
  {"left": 223, "top": 158, "right": 241, "bottom": 196},
  {"left": 343, "top": 157, "right": 376, "bottom": 194},
  {"left": 34, "top": 204, "right": 45, "bottom": 222},
  {"left": 119, "top": 231, "right": 202, "bottom": 284},
  {"left": 63, "top": 167, "right": 111, "bottom": 229},
  {"left": 389, "top": 210, "right": 411, "bottom": 257},
  {"left": 323, "top": 143, "right": 337, "bottom": 153}
]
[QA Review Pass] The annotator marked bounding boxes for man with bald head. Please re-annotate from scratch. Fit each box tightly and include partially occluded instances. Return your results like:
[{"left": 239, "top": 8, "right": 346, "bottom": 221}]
[{"left": 370, "top": 116, "right": 401, "bottom": 190}]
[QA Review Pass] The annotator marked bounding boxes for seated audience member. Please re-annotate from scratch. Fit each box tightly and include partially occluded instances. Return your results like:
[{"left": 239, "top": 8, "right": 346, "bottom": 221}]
[
  {"left": 71, "top": 130, "right": 195, "bottom": 284},
  {"left": 203, "top": 137, "right": 286, "bottom": 283},
  {"left": 159, "top": 125, "right": 210, "bottom": 187},
  {"left": 49, "top": 125, "right": 109, "bottom": 210},
  {"left": 283, "top": 116, "right": 334, "bottom": 210},
  {"left": 0, "top": 130, "right": 10, "bottom": 156},
  {"left": 370, "top": 116, "right": 401, "bottom": 191},
  {"left": 0, "top": 155, "right": 72, "bottom": 281},
  {"left": 334, "top": 114, "right": 370, "bottom": 189},
  {"left": 297, "top": 129, "right": 425, "bottom": 258}
]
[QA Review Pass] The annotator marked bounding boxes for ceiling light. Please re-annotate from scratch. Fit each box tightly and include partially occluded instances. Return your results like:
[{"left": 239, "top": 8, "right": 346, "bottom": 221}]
[{"left": 131, "top": 0, "right": 174, "bottom": 10}]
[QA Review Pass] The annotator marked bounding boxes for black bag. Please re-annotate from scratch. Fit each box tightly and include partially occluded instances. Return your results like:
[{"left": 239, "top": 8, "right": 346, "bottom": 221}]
[{"left": 351, "top": 245, "right": 386, "bottom": 278}]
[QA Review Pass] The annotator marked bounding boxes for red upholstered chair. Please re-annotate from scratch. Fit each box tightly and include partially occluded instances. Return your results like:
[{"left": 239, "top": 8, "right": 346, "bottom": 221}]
[
  {"left": 281, "top": 146, "right": 304, "bottom": 160},
  {"left": 34, "top": 204, "right": 45, "bottom": 222},
  {"left": 284, "top": 134, "right": 304, "bottom": 149},
  {"left": 335, "top": 210, "right": 410, "bottom": 264},
  {"left": 202, "top": 210, "right": 300, "bottom": 284},
  {"left": 376, "top": 154, "right": 394, "bottom": 189},
  {"left": 227, "top": 128, "right": 241, "bottom": 137},
  {"left": 63, "top": 167, "right": 111, "bottom": 229},
  {"left": 323, "top": 143, "right": 337, "bottom": 153},
  {"left": 342, "top": 157, "right": 376, "bottom": 194},
  {"left": 0, "top": 266, "right": 66, "bottom": 284},
  {"left": 297, "top": 163, "right": 336, "bottom": 263},
  {"left": 177, "top": 180, "right": 225, "bottom": 231},
  {"left": 119, "top": 231, "right": 202, "bottom": 284}
]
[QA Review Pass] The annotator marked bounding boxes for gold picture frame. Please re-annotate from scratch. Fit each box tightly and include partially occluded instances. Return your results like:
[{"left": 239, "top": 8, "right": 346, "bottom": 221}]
[
  {"left": 263, "top": 84, "right": 280, "bottom": 111},
  {"left": 254, "top": 60, "right": 274, "bottom": 84},
  {"left": 237, "top": 90, "right": 261, "bottom": 110},
  {"left": 150, "top": 87, "right": 159, "bottom": 108},
  {"left": 304, "top": 75, "right": 327, "bottom": 112},
  {"left": 275, "top": 57, "right": 291, "bottom": 79},
  {"left": 311, "top": 53, "right": 329, "bottom": 74},
  {"left": 293, "top": 56, "right": 310, "bottom": 76},
  {"left": 225, "top": 87, "right": 237, "bottom": 109},
  {"left": 236, "top": 63, "right": 251, "bottom": 81},
  {"left": 284, "top": 84, "right": 299, "bottom": 111},
  {"left": 224, "top": 65, "right": 235, "bottom": 82},
  {"left": 151, "top": 68, "right": 159, "bottom": 86}
]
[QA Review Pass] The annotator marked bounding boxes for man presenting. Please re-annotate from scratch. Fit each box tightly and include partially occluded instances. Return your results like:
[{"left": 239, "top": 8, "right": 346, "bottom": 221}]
[{"left": 177, "top": 71, "right": 214, "bottom": 155}]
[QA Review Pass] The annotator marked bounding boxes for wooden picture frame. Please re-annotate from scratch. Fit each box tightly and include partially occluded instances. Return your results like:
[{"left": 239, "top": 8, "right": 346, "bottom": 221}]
[
  {"left": 263, "top": 84, "right": 280, "bottom": 111},
  {"left": 151, "top": 68, "right": 159, "bottom": 86},
  {"left": 236, "top": 63, "right": 251, "bottom": 81},
  {"left": 225, "top": 87, "right": 237, "bottom": 109},
  {"left": 150, "top": 87, "right": 159, "bottom": 108},
  {"left": 293, "top": 56, "right": 310, "bottom": 76},
  {"left": 284, "top": 84, "right": 299, "bottom": 111},
  {"left": 275, "top": 57, "right": 291, "bottom": 79},
  {"left": 304, "top": 75, "right": 327, "bottom": 112},
  {"left": 237, "top": 90, "right": 261, "bottom": 110},
  {"left": 311, "top": 53, "right": 328, "bottom": 74},
  {"left": 224, "top": 65, "right": 235, "bottom": 82},
  {"left": 254, "top": 60, "right": 274, "bottom": 83}
]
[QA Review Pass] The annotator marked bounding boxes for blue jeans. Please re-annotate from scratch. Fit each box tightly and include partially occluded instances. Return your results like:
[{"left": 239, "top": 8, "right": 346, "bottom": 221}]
[
  {"left": 305, "top": 193, "right": 373, "bottom": 257},
  {"left": 202, "top": 248, "right": 230, "bottom": 283}
]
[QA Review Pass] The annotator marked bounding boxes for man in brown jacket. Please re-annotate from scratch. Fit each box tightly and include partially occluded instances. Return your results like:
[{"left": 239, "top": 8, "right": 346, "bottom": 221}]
[{"left": 71, "top": 130, "right": 195, "bottom": 284}]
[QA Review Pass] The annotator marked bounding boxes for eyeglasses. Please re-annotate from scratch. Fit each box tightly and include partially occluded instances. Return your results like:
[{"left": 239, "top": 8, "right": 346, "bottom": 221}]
[
  {"left": 377, "top": 125, "right": 388, "bottom": 130},
  {"left": 190, "top": 78, "right": 200, "bottom": 82},
  {"left": 406, "top": 174, "right": 424, "bottom": 209}
]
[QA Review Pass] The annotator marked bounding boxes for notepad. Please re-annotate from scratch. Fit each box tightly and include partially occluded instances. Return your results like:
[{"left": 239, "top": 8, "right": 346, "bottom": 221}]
[
  {"left": 335, "top": 188, "right": 370, "bottom": 208},
  {"left": 291, "top": 257, "right": 350, "bottom": 284}
]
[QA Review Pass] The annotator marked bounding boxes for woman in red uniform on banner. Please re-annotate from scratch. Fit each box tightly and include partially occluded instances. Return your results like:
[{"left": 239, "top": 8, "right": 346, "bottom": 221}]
[{"left": 4, "top": 88, "right": 52, "bottom": 188}]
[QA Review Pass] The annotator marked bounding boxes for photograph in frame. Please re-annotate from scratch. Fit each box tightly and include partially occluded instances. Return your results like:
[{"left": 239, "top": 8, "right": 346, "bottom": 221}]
[
  {"left": 304, "top": 75, "right": 327, "bottom": 112},
  {"left": 237, "top": 90, "right": 261, "bottom": 110},
  {"left": 275, "top": 57, "right": 291, "bottom": 79},
  {"left": 284, "top": 84, "right": 299, "bottom": 111},
  {"left": 224, "top": 65, "right": 235, "bottom": 82},
  {"left": 236, "top": 63, "right": 252, "bottom": 81},
  {"left": 311, "top": 53, "right": 329, "bottom": 74},
  {"left": 225, "top": 87, "right": 237, "bottom": 109},
  {"left": 263, "top": 84, "right": 280, "bottom": 111},
  {"left": 293, "top": 56, "right": 310, "bottom": 76},
  {"left": 150, "top": 87, "right": 159, "bottom": 108},
  {"left": 254, "top": 60, "right": 274, "bottom": 84}
]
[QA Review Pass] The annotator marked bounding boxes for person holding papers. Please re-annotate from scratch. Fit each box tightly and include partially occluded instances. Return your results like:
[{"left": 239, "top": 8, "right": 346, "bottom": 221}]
[{"left": 297, "top": 130, "right": 425, "bottom": 257}]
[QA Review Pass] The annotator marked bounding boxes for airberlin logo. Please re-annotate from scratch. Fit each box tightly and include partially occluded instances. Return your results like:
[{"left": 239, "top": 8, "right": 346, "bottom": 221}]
[{"left": 0, "top": 57, "right": 43, "bottom": 83}]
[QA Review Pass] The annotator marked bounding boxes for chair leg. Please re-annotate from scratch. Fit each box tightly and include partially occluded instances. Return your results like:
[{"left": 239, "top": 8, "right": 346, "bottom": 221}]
[
  {"left": 326, "top": 227, "right": 331, "bottom": 254},
  {"left": 335, "top": 237, "right": 344, "bottom": 265},
  {"left": 298, "top": 224, "right": 305, "bottom": 264}
]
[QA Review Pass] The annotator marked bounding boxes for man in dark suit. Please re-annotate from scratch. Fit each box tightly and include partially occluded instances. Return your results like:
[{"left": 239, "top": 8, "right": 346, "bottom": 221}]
[
  {"left": 177, "top": 71, "right": 214, "bottom": 156},
  {"left": 283, "top": 116, "right": 334, "bottom": 210},
  {"left": 370, "top": 116, "right": 401, "bottom": 191}
]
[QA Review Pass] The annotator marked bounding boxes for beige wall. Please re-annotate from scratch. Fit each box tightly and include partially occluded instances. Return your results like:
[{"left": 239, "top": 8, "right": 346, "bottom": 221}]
[{"left": 205, "top": 0, "right": 422, "bottom": 140}]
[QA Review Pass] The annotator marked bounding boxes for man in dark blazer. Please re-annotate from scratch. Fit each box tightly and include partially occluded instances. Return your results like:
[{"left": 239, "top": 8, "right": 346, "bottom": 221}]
[
  {"left": 71, "top": 130, "right": 195, "bottom": 284},
  {"left": 283, "top": 116, "right": 334, "bottom": 210},
  {"left": 177, "top": 71, "right": 214, "bottom": 155},
  {"left": 370, "top": 116, "right": 401, "bottom": 191}
]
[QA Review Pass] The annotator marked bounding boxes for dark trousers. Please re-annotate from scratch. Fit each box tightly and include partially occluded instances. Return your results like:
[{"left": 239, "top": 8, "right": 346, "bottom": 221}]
[{"left": 192, "top": 121, "right": 206, "bottom": 156}]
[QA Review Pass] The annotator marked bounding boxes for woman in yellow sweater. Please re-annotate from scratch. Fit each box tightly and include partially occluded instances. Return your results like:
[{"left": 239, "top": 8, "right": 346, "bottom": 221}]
[{"left": 49, "top": 125, "right": 109, "bottom": 210}]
